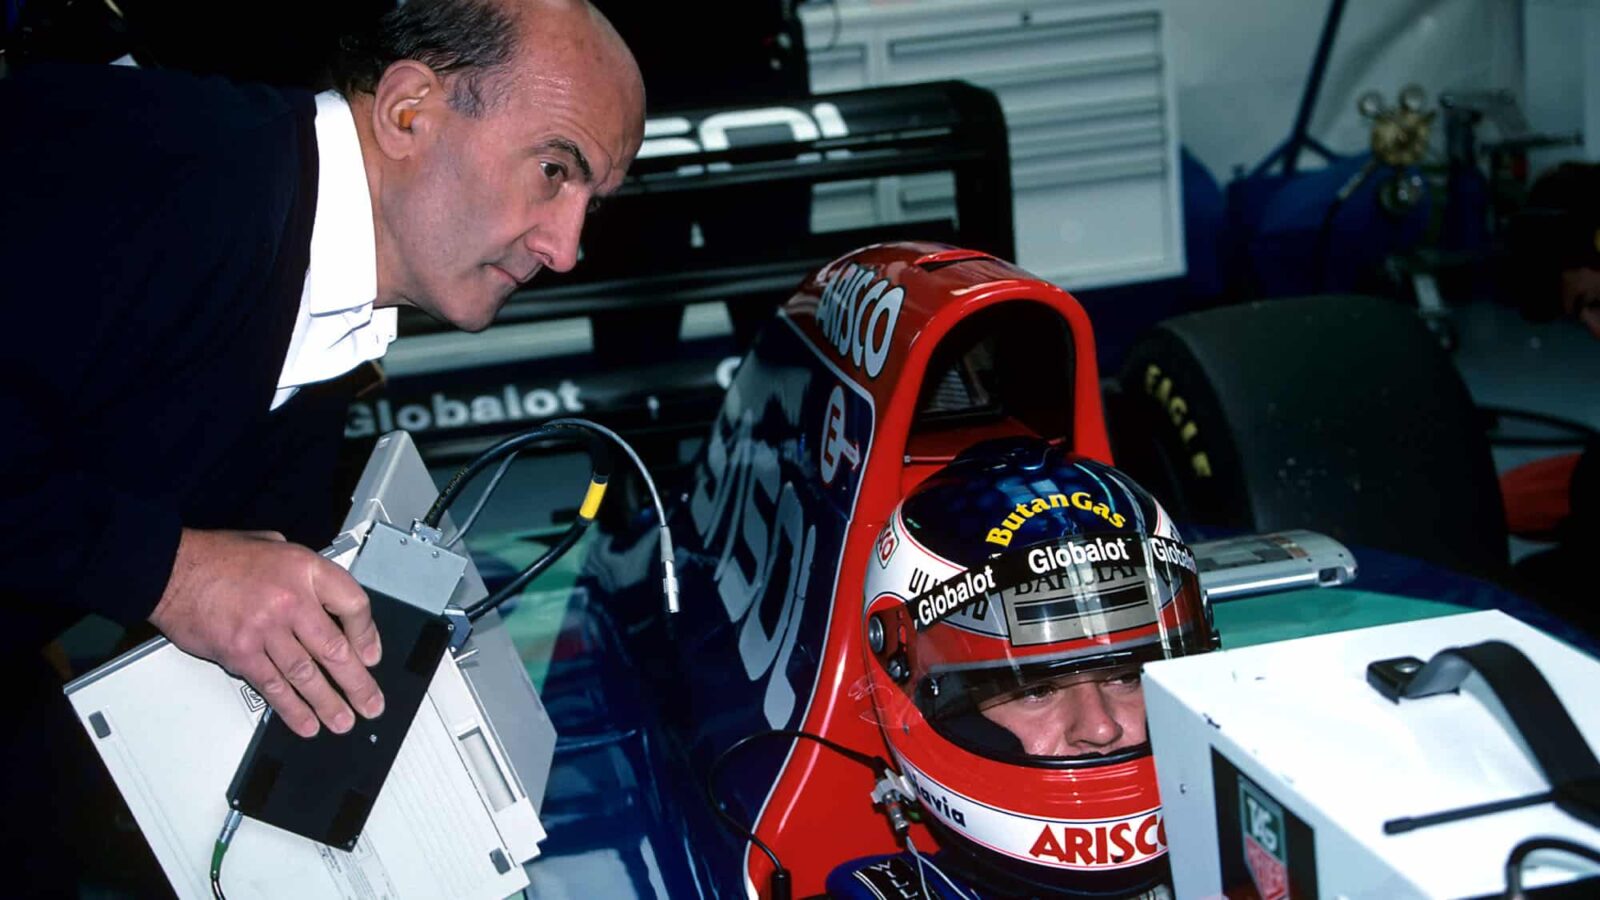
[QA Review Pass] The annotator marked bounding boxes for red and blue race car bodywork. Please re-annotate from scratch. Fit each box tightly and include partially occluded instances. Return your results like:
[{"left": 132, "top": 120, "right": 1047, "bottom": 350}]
[
  {"left": 568, "top": 240, "right": 1113, "bottom": 897},
  {"left": 514, "top": 241, "right": 1575, "bottom": 899}
]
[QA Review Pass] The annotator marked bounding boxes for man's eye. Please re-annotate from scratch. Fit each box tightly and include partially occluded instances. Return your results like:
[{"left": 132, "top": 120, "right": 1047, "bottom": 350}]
[
  {"left": 1019, "top": 684, "right": 1057, "bottom": 703},
  {"left": 1107, "top": 672, "right": 1142, "bottom": 688},
  {"left": 540, "top": 161, "right": 566, "bottom": 181}
]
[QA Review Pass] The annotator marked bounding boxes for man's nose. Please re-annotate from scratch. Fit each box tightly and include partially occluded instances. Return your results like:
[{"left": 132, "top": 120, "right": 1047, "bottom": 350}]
[
  {"left": 525, "top": 191, "right": 587, "bottom": 274},
  {"left": 1055, "top": 682, "right": 1123, "bottom": 752}
]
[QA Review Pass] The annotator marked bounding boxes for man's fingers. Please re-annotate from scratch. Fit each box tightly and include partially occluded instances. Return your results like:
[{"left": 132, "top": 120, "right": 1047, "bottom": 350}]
[
  {"left": 345, "top": 614, "right": 383, "bottom": 669},
  {"left": 149, "top": 529, "right": 387, "bottom": 740},
  {"left": 295, "top": 611, "right": 385, "bottom": 720},
  {"left": 313, "top": 560, "right": 382, "bottom": 667},
  {"left": 265, "top": 634, "right": 356, "bottom": 735},
  {"left": 236, "top": 654, "right": 320, "bottom": 739}
]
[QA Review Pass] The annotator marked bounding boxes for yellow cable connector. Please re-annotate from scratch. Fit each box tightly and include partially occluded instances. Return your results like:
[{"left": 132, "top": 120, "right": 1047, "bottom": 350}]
[{"left": 578, "top": 477, "right": 608, "bottom": 521}]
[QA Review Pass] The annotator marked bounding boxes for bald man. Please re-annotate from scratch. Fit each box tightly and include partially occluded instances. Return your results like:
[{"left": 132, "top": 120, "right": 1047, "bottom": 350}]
[
  {"left": 0, "top": 1, "right": 642, "bottom": 890},
  {"left": 149, "top": 0, "right": 646, "bottom": 742}
]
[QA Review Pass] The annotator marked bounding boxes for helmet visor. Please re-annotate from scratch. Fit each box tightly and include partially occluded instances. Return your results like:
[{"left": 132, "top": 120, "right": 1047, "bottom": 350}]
[{"left": 907, "top": 531, "right": 1210, "bottom": 763}]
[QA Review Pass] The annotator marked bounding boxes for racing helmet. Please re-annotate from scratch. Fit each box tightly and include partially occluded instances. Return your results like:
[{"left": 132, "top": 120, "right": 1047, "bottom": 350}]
[{"left": 862, "top": 437, "right": 1215, "bottom": 898}]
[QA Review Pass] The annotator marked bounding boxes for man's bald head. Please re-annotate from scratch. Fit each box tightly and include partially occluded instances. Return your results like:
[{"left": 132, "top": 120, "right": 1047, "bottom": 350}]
[
  {"left": 332, "top": 0, "right": 643, "bottom": 121},
  {"left": 349, "top": 0, "right": 646, "bottom": 332},
  {"left": 500, "top": 0, "right": 645, "bottom": 138}
]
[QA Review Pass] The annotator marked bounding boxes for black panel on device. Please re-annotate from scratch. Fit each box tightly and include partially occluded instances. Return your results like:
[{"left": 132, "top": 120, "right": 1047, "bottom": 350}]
[{"left": 225, "top": 589, "right": 453, "bottom": 850}]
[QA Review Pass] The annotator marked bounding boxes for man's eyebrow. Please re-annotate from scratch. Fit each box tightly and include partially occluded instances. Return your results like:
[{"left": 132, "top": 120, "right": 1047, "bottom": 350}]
[{"left": 542, "top": 138, "right": 593, "bottom": 182}]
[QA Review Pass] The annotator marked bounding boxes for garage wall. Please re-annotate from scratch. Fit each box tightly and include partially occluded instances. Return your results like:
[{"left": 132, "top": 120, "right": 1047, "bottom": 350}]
[
  {"left": 803, "top": 0, "right": 1525, "bottom": 182},
  {"left": 1522, "top": 0, "right": 1600, "bottom": 175},
  {"left": 1166, "top": 0, "right": 1523, "bottom": 181}
]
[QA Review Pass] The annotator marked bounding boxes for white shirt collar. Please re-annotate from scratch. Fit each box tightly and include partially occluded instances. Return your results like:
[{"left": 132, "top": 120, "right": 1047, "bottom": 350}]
[{"left": 272, "top": 91, "right": 396, "bottom": 410}]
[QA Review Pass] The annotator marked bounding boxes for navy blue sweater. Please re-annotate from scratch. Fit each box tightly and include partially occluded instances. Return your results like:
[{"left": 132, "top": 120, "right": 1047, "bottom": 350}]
[{"left": 0, "top": 64, "right": 350, "bottom": 656}]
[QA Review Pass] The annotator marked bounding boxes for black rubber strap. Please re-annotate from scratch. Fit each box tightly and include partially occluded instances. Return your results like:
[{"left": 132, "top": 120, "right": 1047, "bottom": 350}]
[{"left": 1371, "top": 640, "right": 1600, "bottom": 830}]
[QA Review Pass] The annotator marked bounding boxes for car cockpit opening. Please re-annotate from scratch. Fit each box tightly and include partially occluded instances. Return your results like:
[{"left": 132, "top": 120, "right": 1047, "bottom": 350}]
[{"left": 904, "top": 301, "right": 1080, "bottom": 494}]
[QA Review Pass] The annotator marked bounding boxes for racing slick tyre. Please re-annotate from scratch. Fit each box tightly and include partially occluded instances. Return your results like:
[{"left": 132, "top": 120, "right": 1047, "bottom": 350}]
[{"left": 1105, "top": 294, "right": 1508, "bottom": 579}]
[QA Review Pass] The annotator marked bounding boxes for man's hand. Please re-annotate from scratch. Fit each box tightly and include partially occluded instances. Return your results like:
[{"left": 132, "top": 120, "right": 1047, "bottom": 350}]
[{"left": 149, "top": 528, "right": 385, "bottom": 738}]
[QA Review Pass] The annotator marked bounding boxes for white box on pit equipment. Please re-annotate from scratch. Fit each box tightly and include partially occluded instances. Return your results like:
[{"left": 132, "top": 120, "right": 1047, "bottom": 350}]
[{"left": 1144, "top": 610, "right": 1600, "bottom": 899}]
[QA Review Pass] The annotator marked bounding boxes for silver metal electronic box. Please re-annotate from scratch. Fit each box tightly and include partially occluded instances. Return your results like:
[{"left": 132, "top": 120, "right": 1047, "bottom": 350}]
[{"left": 66, "top": 432, "right": 556, "bottom": 900}]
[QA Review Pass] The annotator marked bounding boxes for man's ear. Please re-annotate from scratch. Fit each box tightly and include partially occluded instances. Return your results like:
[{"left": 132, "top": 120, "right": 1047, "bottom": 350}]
[{"left": 371, "top": 60, "right": 441, "bottom": 159}]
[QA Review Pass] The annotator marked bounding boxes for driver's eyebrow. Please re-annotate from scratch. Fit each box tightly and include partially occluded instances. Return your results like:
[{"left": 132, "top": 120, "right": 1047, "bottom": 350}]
[{"left": 542, "top": 137, "right": 593, "bottom": 183}]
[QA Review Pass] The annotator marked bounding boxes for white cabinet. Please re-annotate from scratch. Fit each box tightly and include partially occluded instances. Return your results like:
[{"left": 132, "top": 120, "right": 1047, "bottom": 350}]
[{"left": 799, "top": 0, "right": 1185, "bottom": 290}]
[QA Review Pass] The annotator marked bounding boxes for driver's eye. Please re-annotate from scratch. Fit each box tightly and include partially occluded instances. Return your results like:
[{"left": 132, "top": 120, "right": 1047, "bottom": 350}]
[{"left": 540, "top": 161, "right": 566, "bottom": 181}]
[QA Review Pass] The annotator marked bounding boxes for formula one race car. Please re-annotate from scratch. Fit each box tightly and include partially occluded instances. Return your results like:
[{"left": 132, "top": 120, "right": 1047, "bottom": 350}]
[{"left": 487, "top": 240, "right": 1587, "bottom": 898}]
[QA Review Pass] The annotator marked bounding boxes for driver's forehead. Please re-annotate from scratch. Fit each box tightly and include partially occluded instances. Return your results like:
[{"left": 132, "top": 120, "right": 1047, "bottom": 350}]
[
  {"left": 992, "top": 666, "right": 1145, "bottom": 707},
  {"left": 981, "top": 667, "right": 1142, "bottom": 711}
]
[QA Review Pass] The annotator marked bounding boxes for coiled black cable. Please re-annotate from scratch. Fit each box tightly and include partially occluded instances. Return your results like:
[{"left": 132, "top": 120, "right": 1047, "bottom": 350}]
[
  {"left": 423, "top": 420, "right": 612, "bottom": 530},
  {"left": 705, "top": 729, "right": 892, "bottom": 900},
  {"left": 464, "top": 518, "right": 588, "bottom": 620},
  {"left": 1502, "top": 836, "right": 1600, "bottom": 899},
  {"left": 423, "top": 420, "right": 612, "bottom": 622}
]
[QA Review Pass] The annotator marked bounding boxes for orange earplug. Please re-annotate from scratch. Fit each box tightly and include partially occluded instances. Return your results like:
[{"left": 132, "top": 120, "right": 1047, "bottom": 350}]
[{"left": 398, "top": 108, "right": 416, "bottom": 130}]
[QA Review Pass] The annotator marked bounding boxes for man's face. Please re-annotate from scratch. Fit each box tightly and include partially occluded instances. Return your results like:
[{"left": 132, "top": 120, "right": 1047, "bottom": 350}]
[
  {"left": 377, "top": 10, "right": 644, "bottom": 332},
  {"left": 979, "top": 665, "right": 1146, "bottom": 757}
]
